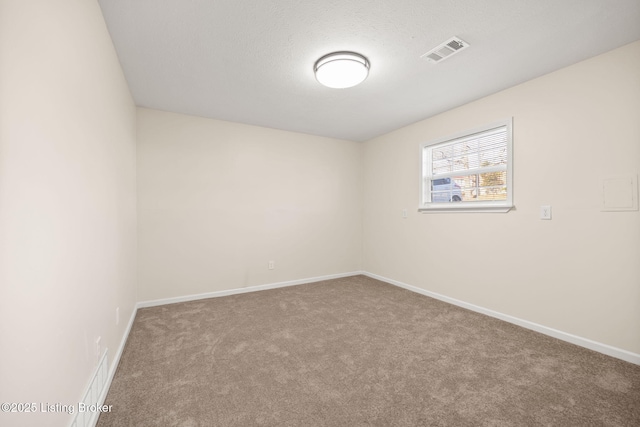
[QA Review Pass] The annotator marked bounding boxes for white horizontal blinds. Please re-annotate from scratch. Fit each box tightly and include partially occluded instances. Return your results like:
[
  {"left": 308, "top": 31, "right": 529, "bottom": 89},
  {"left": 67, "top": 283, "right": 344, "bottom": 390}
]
[{"left": 429, "top": 125, "right": 508, "bottom": 202}]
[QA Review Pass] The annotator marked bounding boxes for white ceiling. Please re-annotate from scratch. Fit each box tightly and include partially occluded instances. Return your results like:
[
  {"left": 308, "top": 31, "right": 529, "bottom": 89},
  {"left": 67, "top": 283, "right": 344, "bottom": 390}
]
[{"left": 98, "top": 0, "right": 640, "bottom": 142}]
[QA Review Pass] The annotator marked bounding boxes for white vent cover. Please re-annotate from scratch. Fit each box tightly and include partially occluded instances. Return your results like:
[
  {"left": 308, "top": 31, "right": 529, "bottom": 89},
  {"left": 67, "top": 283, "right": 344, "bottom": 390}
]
[{"left": 421, "top": 37, "right": 469, "bottom": 63}]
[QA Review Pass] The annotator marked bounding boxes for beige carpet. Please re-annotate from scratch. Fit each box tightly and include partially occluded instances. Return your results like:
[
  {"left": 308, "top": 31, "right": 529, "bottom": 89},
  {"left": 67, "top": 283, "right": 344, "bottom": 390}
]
[{"left": 98, "top": 275, "right": 640, "bottom": 426}]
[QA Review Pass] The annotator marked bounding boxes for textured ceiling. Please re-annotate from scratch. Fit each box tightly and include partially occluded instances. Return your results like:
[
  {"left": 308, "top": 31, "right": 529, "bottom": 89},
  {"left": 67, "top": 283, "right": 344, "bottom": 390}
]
[{"left": 98, "top": 0, "right": 640, "bottom": 142}]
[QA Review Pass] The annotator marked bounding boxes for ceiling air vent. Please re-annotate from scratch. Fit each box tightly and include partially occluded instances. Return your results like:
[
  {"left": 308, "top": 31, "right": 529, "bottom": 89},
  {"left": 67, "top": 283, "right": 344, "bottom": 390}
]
[{"left": 421, "top": 37, "right": 469, "bottom": 63}]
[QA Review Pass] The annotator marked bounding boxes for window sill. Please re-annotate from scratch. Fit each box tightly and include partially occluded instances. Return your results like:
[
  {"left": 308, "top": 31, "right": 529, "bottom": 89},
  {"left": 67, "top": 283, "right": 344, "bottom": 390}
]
[{"left": 419, "top": 204, "right": 514, "bottom": 213}]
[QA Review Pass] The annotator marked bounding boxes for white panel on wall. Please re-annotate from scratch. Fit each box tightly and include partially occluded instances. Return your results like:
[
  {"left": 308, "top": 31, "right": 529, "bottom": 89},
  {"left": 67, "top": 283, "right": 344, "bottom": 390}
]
[{"left": 601, "top": 175, "right": 638, "bottom": 211}]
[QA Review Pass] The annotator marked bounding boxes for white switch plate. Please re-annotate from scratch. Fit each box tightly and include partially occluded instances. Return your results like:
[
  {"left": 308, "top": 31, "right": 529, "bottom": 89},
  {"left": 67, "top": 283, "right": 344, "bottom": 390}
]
[
  {"left": 540, "top": 205, "right": 552, "bottom": 220},
  {"left": 402, "top": 209, "right": 408, "bottom": 218},
  {"left": 268, "top": 260, "right": 275, "bottom": 270}
]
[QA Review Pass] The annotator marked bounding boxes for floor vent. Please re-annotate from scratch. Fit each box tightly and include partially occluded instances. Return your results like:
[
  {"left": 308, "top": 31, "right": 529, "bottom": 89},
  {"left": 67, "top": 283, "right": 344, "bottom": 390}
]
[
  {"left": 70, "top": 350, "right": 109, "bottom": 427},
  {"left": 421, "top": 36, "right": 469, "bottom": 63}
]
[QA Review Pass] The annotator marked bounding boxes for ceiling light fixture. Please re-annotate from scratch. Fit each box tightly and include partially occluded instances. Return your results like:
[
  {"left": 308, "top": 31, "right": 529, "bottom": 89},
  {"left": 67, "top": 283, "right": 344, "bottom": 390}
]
[{"left": 314, "top": 51, "right": 370, "bottom": 89}]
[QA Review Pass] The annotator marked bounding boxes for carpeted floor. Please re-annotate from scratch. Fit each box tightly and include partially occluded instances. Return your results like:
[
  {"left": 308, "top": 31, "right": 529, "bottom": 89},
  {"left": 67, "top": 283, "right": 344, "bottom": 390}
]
[{"left": 97, "top": 275, "right": 640, "bottom": 426}]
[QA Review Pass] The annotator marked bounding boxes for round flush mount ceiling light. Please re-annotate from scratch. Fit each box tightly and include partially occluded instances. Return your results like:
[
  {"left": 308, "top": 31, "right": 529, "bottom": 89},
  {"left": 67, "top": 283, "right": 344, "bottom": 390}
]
[{"left": 314, "top": 51, "right": 370, "bottom": 89}]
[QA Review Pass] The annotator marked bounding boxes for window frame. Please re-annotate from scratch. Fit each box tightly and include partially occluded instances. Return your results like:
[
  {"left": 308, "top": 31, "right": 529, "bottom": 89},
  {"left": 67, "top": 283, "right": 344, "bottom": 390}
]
[{"left": 419, "top": 118, "right": 514, "bottom": 213}]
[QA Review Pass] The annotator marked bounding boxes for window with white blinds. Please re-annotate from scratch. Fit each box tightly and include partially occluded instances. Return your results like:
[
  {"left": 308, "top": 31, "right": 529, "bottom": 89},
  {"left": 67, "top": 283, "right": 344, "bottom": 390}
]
[{"left": 420, "top": 118, "right": 513, "bottom": 212}]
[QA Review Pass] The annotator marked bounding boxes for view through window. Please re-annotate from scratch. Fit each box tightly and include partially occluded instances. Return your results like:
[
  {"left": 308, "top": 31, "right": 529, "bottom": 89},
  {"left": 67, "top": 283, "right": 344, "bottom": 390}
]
[{"left": 420, "top": 119, "right": 513, "bottom": 212}]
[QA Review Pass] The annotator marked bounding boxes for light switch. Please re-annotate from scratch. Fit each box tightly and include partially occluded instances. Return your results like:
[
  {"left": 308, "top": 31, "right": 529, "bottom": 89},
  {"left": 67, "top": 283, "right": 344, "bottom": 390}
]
[{"left": 540, "top": 205, "right": 551, "bottom": 220}]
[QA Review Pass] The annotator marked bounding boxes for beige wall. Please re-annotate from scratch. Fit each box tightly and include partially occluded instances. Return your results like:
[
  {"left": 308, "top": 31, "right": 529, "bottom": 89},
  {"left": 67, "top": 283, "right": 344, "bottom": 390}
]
[
  {"left": 137, "top": 109, "right": 362, "bottom": 301},
  {"left": 363, "top": 41, "right": 640, "bottom": 354},
  {"left": 0, "top": 1, "right": 137, "bottom": 426}
]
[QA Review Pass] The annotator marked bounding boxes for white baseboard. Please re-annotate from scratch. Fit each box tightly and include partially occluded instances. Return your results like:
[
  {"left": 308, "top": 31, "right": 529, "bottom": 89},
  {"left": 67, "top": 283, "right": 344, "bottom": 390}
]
[
  {"left": 363, "top": 271, "right": 640, "bottom": 365},
  {"left": 70, "top": 350, "right": 109, "bottom": 427},
  {"left": 71, "top": 305, "right": 138, "bottom": 427},
  {"left": 79, "top": 305, "right": 137, "bottom": 427},
  {"left": 136, "top": 271, "right": 363, "bottom": 309},
  {"left": 107, "top": 305, "right": 138, "bottom": 384}
]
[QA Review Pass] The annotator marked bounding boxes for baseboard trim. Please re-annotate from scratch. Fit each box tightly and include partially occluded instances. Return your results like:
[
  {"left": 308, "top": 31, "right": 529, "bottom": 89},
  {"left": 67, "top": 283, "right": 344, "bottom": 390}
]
[
  {"left": 73, "top": 305, "right": 137, "bottom": 427},
  {"left": 107, "top": 305, "right": 138, "bottom": 383},
  {"left": 363, "top": 271, "right": 640, "bottom": 365},
  {"left": 136, "top": 271, "right": 364, "bottom": 309}
]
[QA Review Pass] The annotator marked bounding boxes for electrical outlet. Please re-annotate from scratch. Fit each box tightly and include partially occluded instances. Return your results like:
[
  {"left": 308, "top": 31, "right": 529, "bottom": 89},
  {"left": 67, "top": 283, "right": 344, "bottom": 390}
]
[
  {"left": 116, "top": 307, "right": 120, "bottom": 326},
  {"left": 540, "top": 205, "right": 552, "bottom": 220},
  {"left": 268, "top": 260, "right": 275, "bottom": 270}
]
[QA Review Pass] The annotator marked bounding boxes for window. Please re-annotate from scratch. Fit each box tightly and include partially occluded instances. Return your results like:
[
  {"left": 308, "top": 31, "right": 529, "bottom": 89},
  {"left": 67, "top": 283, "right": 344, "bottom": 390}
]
[{"left": 420, "top": 118, "right": 513, "bottom": 212}]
